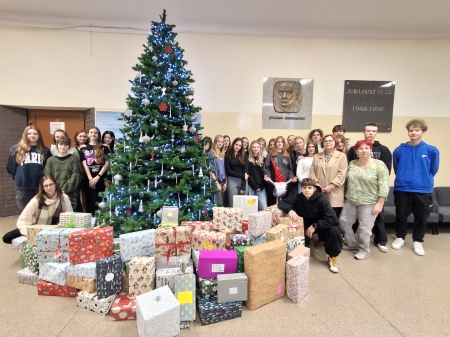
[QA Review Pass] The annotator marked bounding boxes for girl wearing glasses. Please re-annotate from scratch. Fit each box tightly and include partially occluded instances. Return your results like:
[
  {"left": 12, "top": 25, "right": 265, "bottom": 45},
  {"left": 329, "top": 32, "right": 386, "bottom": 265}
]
[{"left": 2, "top": 176, "right": 72, "bottom": 244}]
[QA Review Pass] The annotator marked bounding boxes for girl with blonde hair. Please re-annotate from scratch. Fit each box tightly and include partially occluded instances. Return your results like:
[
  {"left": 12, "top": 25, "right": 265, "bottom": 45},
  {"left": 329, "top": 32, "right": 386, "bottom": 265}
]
[
  {"left": 248, "top": 140, "right": 267, "bottom": 210},
  {"left": 209, "top": 135, "right": 228, "bottom": 206}
]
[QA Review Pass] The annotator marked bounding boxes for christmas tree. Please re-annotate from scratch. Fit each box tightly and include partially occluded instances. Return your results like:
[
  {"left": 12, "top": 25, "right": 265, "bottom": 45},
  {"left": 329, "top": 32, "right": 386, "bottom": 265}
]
[{"left": 98, "top": 10, "right": 216, "bottom": 233}]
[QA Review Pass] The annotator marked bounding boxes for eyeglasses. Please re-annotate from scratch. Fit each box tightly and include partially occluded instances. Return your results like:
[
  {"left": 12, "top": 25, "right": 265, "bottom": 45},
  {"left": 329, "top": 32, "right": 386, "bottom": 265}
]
[
  {"left": 323, "top": 139, "right": 334, "bottom": 143},
  {"left": 43, "top": 183, "right": 54, "bottom": 188}
]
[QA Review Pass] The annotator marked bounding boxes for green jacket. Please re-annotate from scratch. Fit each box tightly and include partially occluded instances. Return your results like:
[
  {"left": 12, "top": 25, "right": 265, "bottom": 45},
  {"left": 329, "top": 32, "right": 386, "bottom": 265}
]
[{"left": 44, "top": 155, "right": 83, "bottom": 198}]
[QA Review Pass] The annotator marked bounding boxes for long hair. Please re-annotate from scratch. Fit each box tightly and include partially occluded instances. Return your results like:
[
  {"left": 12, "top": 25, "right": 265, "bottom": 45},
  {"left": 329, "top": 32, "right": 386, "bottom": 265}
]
[
  {"left": 225, "top": 137, "right": 245, "bottom": 165},
  {"left": 223, "top": 135, "right": 230, "bottom": 152},
  {"left": 14, "top": 126, "right": 46, "bottom": 164},
  {"left": 35, "top": 176, "right": 62, "bottom": 203},
  {"left": 336, "top": 134, "right": 348, "bottom": 154},
  {"left": 74, "top": 130, "right": 87, "bottom": 148},
  {"left": 53, "top": 129, "right": 69, "bottom": 144},
  {"left": 102, "top": 131, "right": 116, "bottom": 152},
  {"left": 88, "top": 127, "right": 105, "bottom": 165},
  {"left": 203, "top": 136, "right": 212, "bottom": 153},
  {"left": 267, "top": 138, "right": 276, "bottom": 153},
  {"left": 269, "top": 136, "right": 290, "bottom": 157},
  {"left": 211, "top": 135, "right": 225, "bottom": 159},
  {"left": 305, "top": 141, "right": 319, "bottom": 156},
  {"left": 248, "top": 140, "right": 263, "bottom": 167}
]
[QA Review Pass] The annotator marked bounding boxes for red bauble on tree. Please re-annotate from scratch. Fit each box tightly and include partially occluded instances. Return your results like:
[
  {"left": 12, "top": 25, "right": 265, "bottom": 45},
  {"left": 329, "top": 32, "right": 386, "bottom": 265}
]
[
  {"left": 164, "top": 45, "right": 173, "bottom": 54},
  {"left": 159, "top": 103, "right": 168, "bottom": 112}
]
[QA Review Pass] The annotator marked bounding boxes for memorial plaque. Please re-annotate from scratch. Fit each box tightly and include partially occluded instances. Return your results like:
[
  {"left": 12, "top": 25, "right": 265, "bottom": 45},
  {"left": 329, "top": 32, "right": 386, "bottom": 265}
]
[
  {"left": 342, "top": 80, "right": 395, "bottom": 132},
  {"left": 262, "top": 77, "right": 314, "bottom": 130}
]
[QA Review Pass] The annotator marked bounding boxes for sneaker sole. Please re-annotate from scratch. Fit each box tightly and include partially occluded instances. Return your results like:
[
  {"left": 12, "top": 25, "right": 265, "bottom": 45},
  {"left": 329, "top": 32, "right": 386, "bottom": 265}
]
[{"left": 377, "top": 246, "right": 388, "bottom": 253}]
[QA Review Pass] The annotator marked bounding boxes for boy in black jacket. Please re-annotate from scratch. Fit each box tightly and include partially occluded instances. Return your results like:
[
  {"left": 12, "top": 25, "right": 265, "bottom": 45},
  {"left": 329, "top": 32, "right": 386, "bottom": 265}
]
[{"left": 278, "top": 178, "right": 342, "bottom": 273}]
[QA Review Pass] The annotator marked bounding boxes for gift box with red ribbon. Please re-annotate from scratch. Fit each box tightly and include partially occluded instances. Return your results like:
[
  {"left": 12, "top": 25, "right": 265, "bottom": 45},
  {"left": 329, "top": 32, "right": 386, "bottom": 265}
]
[
  {"left": 155, "top": 226, "right": 191, "bottom": 261},
  {"left": 36, "top": 228, "right": 84, "bottom": 263},
  {"left": 68, "top": 226, "right": 114, "bottom": 265},
  {"left": 276, "top": 217, "right": 305, "bottom": 238}
]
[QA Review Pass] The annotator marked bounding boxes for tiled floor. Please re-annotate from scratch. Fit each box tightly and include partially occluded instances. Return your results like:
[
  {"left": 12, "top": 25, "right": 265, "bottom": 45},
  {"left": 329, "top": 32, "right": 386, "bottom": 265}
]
[{"left": 1, "top": 216, "right": 449, "bottom": 337}]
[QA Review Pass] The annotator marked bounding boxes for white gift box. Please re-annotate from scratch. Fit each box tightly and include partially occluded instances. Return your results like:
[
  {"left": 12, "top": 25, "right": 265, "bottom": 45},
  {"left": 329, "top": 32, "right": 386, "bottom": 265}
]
[
  {"left": 12, "top": 236, "right": 27, "bottom": 251},
  {"left": 155, "top": 266, "right": 194, "bottom": 293},
  {"left": 17, "top": 267, "right": 40, "bottom": 286},
  {"left": 59, "top": 212, "right": 92, "bottom": 228},
  {"left": 286, "top": 255, "right": 309, "bottom": 303},
  {"left": 161, "top": 206, "right": 179, "bottom": 227},
  {"left": 39, "top": 262, "right": 69, "bottom": 286},
  {"left": 233, "top": 196, "right": 258, "bottom": 220},
  {"left": 155, "top": 254, "right": 191, "bottom": 270},
  {"left": 248, "top": 211, "right": 272, "bottom": 237},
  {"left": 66, "top": 262, "right": 97, "bottom": 279},
  {"left": 119, "top": 229, "right": 156, "bottom": 262},
  {"left": 136, "top": 285, "right": 180, "bottom": 337},
  {"left": 76, "top": 290, "right": 116, "bottom": 315}
]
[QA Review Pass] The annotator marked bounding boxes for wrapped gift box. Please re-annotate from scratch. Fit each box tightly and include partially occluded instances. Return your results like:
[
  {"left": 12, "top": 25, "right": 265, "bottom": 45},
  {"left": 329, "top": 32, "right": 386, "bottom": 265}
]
[
  {"left": 219, "top": 228, "right": 236, "bottom": 249},
  {"left": 232, "top": 195, "right": 258, "bottom": 220},
  {"left": 20, "top": 251, "right": 26, "bottom": 269},
  {"left": 230, "top": 234, "right": 253, "bottom": 250},
  {"left": 244, "top": 240, "right": 286, "bottom": 311},
  {"left": 26, "top": 225, "right": 54, "bottom": 246},
  {"left": 66, "top": 275, "right": 96, "bottom": 292},
  {"left": 110, "top": 293, "right": 137, "bottom": 321},
  {"left": 212, "top": 207, "right": 243, "bottom": 231},
  {"left": 39, "top": 262, "right": 69, "bottom": 286},
  {"left": 96, "top": 254, "right": 123, "bottom": 299},
  {"left": 155, "top": 254, "right": 191, "bottom": 270},
  {"left": 286, "top": 255, "right": 309, "bottom": 303},
  {"left": 12, "top": 236, "right": 27, "bottom": 251},
  {"left": 240, "top": 220, "right": 249, "bottom": 235},
  {"left": 250, "top": 233, "right": 266, "bottom": 246},
  {"left": 198, "top": 277, "right": 217, "bottom": 299},
  {"left": 287, "top": 237, "right": 306, "bottom": 254},
  {"left": 37, "top": 280, "right": 77, "bottom": 297},
  {"left": 17, "top": 267, "right": 40, "bottom": 286},
  {"left": 217, "top": 273, "right": 248, "bottom": 303},
  {"left": 77, "top": 291, "right": 116, "bottom": 315},
  {"left": 136, "top": 286, "right": 180, "bottom": 337},
  {"left": 197, "top": 296, "right": 242, "bottom": 326},
  {"left": 22, "top": 244, "right": 39, "bottom": 274},
  {"left": 191, "top": 229, "right": 226, "bottom": 251},
  {"left": 248, "top": 211, "right": 272, "bottom": 237},
  {"left": 66, "top": 262, "right": 97, "bottom": 279},
  {"left": 59, "top": 212, "right": 92, "bottom": 228},
  {"left": 122, "top": 271, "right": 130, "bottom": 293},
  {"left": 160, "top": 206, "right": 179, "bottom": 227},
  {"left": 233, "top": 246, "right": 251, "bottom": 273},
  {"left": 287, "top": 244, "right": 310, "bottom": 261},
  {"left": 156, "top": 266, "right": 194, "bottom": 293},
  {"left": 180, "top": 221, "right": 214, "bottom": 234},
  {"left": 155, "top": 226, "right": 191, "bottom": 260},
  {"left": 198, "top": 250, "right": 238, "bottom": 278},
  {"left": 36, "top": 228, "right": 84, "bottom": 263},
  {"left": 266, "top": 224, "right": 289, "bottom": 245},
  {"left": 192, "top": 250, "right": 200, "bottom": 270},
  {"left": 175, "top": 274, "right": 196, "bottom": 321},
  {"left": 264, "top": 205, "right": 286, "bottom": 227},
  {"left": 276, "top": 216, "right": 305, "bottom": 238},
  {"left": 128, "top": 256, "right": 155, "bottom": 299},
  {"left": 119, "top": 229, "right": 156, "bottom": 262},
  {"left": 69, "top": 226, "right": 114, "bottom": 265}
]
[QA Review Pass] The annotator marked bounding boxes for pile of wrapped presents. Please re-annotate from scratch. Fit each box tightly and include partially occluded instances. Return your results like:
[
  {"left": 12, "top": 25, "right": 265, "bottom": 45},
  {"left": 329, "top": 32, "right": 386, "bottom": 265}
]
[{"left": 13, "top": 200, "right": 311, "bottom": 337}]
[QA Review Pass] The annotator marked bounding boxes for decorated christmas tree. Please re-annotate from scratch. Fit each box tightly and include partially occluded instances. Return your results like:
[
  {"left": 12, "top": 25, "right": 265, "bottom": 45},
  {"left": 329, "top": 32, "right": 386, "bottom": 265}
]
[{"left": 98, "top": 10, "right": 216, "bottom": 233}]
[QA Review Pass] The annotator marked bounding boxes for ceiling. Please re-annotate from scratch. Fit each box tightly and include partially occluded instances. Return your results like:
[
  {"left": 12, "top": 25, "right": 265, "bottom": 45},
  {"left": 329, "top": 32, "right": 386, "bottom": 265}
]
[{"left": 1, "top": 0, "right": 450, "bottom": 39}]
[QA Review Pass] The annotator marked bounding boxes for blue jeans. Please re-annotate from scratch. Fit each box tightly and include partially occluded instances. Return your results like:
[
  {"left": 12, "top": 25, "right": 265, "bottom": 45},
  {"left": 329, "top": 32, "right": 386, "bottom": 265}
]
[{"left": 247, "top": 186, "right": 268, "bottom": 211}]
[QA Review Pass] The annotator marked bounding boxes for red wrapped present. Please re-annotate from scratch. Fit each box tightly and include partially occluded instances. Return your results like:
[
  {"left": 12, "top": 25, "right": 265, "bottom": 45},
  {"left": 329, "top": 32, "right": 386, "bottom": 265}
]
[
  {"left": 180, "top": 221, "right": 214, "bottom": 234},
  {"left": 155, "top": 226, "right": 191, "bottom": 261},
  {"left": 110, "top": 293, "right": 137, "bottom": 321},
  {"left": 69, "top": 226, "right": 114, "bottom": 265},
  {"left": 240, "top": 220, "right": 249, "bottom": 235},
  {"left": 37, "top": 280, "right": 77, "bottom": 297}
]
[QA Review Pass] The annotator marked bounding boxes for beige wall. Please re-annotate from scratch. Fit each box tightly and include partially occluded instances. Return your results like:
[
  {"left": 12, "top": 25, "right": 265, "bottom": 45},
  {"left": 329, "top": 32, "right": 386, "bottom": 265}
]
[{"left": 0, "top": 28, "right": 448, "bottom": 185}]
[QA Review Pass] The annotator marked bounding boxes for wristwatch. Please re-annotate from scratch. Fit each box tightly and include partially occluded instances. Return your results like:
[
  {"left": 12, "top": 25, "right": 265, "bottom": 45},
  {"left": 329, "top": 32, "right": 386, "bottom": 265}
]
[{"left": 312, "top": 223, "right": 318, "bottom": 230}]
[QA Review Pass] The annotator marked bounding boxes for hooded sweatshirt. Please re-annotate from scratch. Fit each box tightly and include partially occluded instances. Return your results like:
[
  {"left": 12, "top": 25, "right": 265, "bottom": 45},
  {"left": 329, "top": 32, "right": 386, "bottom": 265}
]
[
  {"left": 393, "top": 141, "right": 439, "bottom": 194},
  {"left": 277, "top": 185, "right": 338, "bottom": 231}
]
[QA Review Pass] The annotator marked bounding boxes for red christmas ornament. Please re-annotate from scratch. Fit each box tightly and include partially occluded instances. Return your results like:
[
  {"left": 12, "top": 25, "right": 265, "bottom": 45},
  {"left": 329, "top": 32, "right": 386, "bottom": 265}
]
[
  {"left": 164, "top": 45, "right": 173, "bottom": 54},
  {"left": 195, "top": 132, "right": 200, "bottom": 143},
  {"left": 204, "top": 207, "right": 207, "bottom": 217},
  {"left": 271, "top": 159, "right": 286, "bottom": 182},
  {"left": 159, "top": 103, "right": 168, "bottom": 112},
  {"left": 148, "top": 82, "right": 151, "bottom": 88},
  {"left": 151, "top": 152, "right": 155, "bottom": 160},
  {"left": 126, "top": 208, "right": 132, "bottom": 216}
]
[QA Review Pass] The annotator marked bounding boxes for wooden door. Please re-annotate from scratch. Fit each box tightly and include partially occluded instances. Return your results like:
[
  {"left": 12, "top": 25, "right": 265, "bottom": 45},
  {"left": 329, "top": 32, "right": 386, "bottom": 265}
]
[{"left": 28, "top": 109, "right": 86, "bottom": 148}]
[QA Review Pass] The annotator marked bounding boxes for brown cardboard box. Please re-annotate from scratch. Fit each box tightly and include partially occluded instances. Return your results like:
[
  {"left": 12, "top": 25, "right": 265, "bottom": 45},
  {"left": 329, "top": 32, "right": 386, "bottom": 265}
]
[
  {"left": 244, "top": 240, "right": 286, "bottom": 311},
  {"left": 287, "top": 245, "right": 310, "bottom": 261},
  {"left": 219, "top": 228, "right": 237, "bottom": 248},
  {"left": 266, "top": 224, "right": 289, "bottom": 245},
  {"left": 276, "top": 217, "right": 305, "bottom": 238}
]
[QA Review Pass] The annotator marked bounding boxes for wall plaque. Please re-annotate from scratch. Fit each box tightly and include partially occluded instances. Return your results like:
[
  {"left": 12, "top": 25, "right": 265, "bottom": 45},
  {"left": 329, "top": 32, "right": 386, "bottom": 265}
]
[
  {"left": 342, "top": 80, "right": 395, "bottom": 132},
  {"left": 262, "top": 77, "right": 314, "bottom": 130}
]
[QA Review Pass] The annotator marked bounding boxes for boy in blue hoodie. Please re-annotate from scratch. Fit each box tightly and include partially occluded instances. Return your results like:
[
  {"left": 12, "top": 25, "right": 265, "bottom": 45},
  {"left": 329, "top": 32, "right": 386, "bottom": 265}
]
[{"left": 391, "top": 119, "right": 439, "bottom": 256}]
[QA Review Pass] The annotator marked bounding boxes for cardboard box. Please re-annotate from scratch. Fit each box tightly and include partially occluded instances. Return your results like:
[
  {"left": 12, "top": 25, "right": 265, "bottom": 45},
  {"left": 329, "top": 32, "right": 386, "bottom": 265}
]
[
  {"left": 136, "top": 286, "right": 180, "bottom": 337},
  {"left": 248, "top": 211, "right": 272, "bottom": 237},
  {"left": 119, "top": 229, "right": 156, "bottom": 262},
  {"left": 110, "top": 293, "right": 137, "bottom": 321},
  {"left": 266, "top": 224, "right": 289, "bottom": 245},
  {"left": 212, "top": 207, "right": 243, "bottom": 231},
  {"left": 198, "top": 250, "right": 238, "bottom": 278},
  {"left": 244, "top": 240, "right": 286, "bottom": 310},
  {"left": 197, "top": 296, "right": 242, "bottom": 325},
  {"left": 217, "top": 273, "right": 248, "bottom": 302},
  {"left": 286, "top": 255, "right": 309, "bottom": 303},
  {"left": 287, "top": 245, "right": 310, "bottom": 261},
  {"left": 232, "top": 195, "right": 258, "bottom": 220},
  {"left": 128, "top": 256, "right": 155, "bottom": 299}
]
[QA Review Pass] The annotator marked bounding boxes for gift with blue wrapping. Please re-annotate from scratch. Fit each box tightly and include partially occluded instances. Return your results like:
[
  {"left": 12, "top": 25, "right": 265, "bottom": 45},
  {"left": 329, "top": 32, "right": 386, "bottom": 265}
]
[
  {"left": 36, "top": 228, "right": 84, "bottom": 263},
  {"left": 66, "top": 262, "right": 96, "bottom": 279},
  {"left": 119, "top": 229, "right": 156, "bottom": 262},
  {"left": 39, "top": 261, "right": 69, "bottom": 286},
  {"left": 232, "top": 246, "right": 251, "bottom": 273},
  {"left": 96, "top": 254, "right": 123, "bottom": 299},
  {"left": 175, "top": 262, "right": 196, "bottom": 322},
  {"left": 197, "top": 295, "right": 242, "bottom": 325}
]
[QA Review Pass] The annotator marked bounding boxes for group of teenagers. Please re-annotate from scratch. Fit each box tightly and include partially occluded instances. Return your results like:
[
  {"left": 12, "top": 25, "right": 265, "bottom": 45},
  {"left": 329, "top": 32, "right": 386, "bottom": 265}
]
[
  {"left": 4, "top": 126, "right": 117, "bottom": 244},
  {"left": 204, "top": 119, "right": 439, "bottom": 273},
  {"left": 3, "top": 119, "right": 439, "bottom": 275}
]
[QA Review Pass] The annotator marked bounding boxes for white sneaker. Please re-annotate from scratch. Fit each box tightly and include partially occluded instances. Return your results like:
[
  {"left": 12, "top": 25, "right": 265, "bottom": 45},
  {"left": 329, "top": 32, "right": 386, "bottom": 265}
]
[
  {"left": 413, "top": 242, "right": 425, "bottom": 256},
  {"left": 391, "top": 238, "right": 405, "bottom": 250},
  {"left": 377, "top": 244, "right": 388, "bottom": 253}
]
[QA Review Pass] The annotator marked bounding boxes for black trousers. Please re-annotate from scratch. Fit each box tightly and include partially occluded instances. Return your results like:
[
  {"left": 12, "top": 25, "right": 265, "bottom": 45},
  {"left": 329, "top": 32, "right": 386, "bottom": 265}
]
[
  {"left": 394, "top": 191, "right": 432, "bottom": 242},
  {"left": 372, "top": 208, "right": 387, "bottom": 245},
  {"left": 3, "top": 228, "right": 22, "bottom": 244},
  {"left": 306, "top": 225, "right": 342, "bottom": 258}
]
